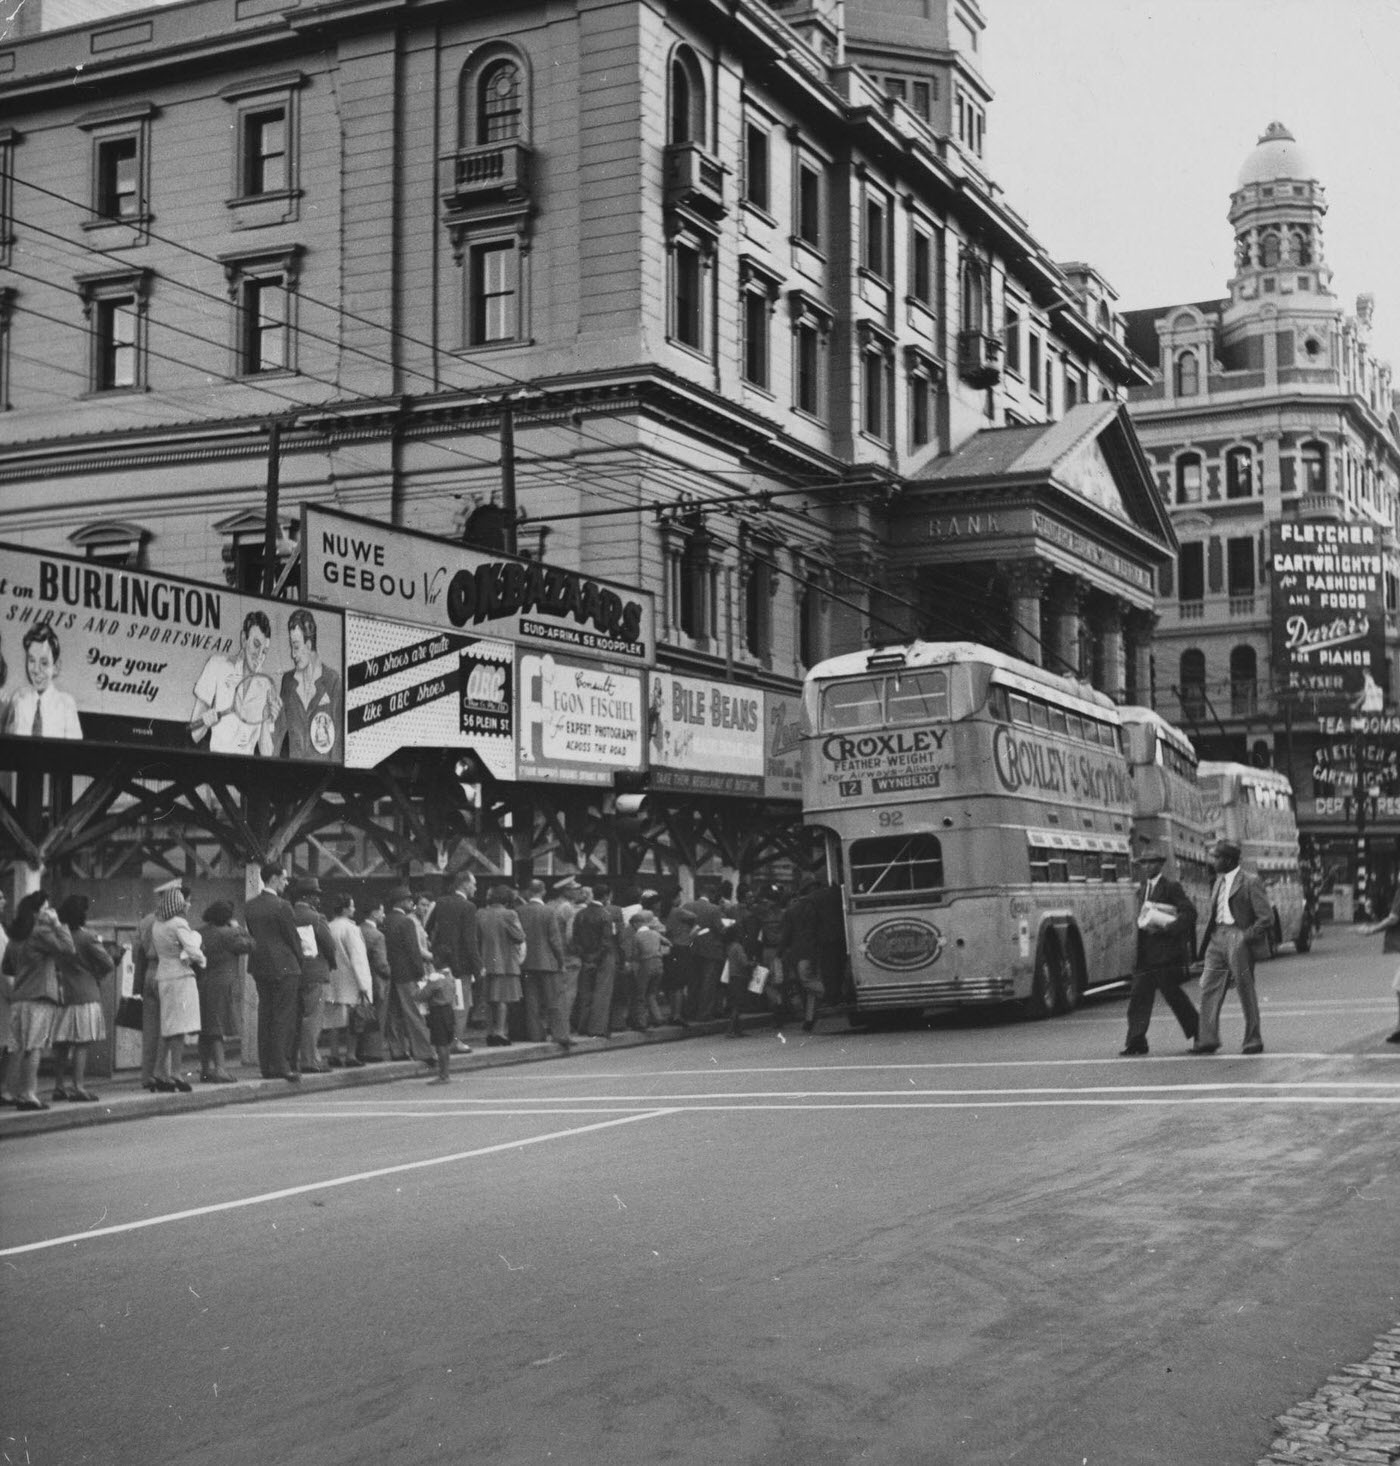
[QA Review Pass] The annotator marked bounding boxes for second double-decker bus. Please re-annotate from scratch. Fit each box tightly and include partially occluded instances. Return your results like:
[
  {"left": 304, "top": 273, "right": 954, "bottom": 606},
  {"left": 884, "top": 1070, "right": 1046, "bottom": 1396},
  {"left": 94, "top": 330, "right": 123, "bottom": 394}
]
[
  {"left": 801, "top": 641, "right": 1138, "bottom": 1020},
  {"left": 1196, "top": 761, "right": 1312, "bottom": 954},
  {"left": 1120, "top": 705, "right": 1214, "bottom": 924}
]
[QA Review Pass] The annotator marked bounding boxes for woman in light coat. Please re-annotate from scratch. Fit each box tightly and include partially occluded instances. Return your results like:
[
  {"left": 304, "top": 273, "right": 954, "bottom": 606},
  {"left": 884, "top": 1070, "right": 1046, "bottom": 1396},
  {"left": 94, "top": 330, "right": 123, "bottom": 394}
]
[
  {"left": 476, "top": 885, "right": 526, "bottom": 1048},
  {"left": 151, "top": 886, "right": 205, "bottom": 1092},
  {"left": 327, "top": 893, "right": 373, "bottom": 1068}
]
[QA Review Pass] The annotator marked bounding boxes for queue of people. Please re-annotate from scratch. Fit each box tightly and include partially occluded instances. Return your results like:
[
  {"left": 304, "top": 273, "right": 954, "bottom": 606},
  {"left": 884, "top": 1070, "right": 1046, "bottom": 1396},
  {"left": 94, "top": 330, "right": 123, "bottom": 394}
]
[{"left": 0, "top": 866, "right": 851, "bottom": 1110}]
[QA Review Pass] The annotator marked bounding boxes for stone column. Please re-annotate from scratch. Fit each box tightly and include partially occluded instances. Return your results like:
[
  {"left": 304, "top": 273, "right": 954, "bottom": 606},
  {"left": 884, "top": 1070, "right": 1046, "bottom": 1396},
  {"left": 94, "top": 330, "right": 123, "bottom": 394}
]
[
  {"left": 1097, "top": 599, "right": 1128, "bottom": 703},
  {"left": 1002, "top": 560, "right": 1053, "bottom": 667},
  {"left": 1047, "top": 576, "right": 1086, "bottom": 679},
  {"left": 1124, "top": 608, "right": 1158, "bottom": 707}
]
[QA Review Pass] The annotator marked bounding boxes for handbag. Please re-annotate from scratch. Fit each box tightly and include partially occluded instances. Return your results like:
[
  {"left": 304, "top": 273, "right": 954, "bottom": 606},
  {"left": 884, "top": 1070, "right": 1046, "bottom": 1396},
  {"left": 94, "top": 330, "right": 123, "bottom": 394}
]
[
  {"left": 116, "top": 994, "right": 145, "bottom": 1030},
  {"left": 747, "top": 963, "right": 770, "bottom": 996},
  {"left": 348, "top": 995, "right": 378, "bottom": 1036}
]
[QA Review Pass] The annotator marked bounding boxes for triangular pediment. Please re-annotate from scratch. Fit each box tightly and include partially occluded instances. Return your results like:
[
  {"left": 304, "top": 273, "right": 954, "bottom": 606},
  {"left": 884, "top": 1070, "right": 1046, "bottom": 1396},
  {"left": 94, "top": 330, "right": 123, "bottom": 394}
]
[{"left": 1054, "top": 437, "right": 1130, "bottom": 523}]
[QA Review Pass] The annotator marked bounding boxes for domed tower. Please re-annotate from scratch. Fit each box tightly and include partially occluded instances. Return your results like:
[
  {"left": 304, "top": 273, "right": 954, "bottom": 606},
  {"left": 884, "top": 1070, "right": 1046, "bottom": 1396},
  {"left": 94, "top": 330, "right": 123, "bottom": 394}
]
[{"left": 1221, "top": 121, "right": 1339, "bottom": 366}]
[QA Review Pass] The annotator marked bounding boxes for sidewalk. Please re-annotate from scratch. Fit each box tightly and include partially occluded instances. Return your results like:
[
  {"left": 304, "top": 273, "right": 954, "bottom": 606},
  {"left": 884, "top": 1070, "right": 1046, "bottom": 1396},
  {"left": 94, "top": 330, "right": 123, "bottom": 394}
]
[{"left": 0, "top": 1017, "right": 767, "bottom": 1140}]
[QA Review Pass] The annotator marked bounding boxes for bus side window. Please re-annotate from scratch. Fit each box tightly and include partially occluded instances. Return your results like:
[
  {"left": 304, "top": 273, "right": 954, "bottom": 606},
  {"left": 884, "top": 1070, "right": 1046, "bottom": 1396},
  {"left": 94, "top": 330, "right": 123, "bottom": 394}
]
[
  {"left": 988, "top": 686, "right": 1009, "bottom": 721},
  {"left": 1010, "top": 693, "right": 1031, "bottom": 725},
  {"left": 1029, "top": 845, "right": 1050, "bottom": 883},
  {"left": 1050, "top": 707, "right": 1069, "bottom": 736},
  {"left": 1065, "top": 712, "right": 1083, "bottom": 741},
  {"left": 1030, "top": 700, "right": 1049, "bottom": 731}
]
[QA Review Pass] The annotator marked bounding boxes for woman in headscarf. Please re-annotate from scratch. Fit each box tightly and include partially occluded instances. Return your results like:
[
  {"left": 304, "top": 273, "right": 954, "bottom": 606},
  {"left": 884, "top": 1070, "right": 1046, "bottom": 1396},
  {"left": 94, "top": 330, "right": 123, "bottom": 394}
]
[
  {"left": 197, "top": 901, "right": 254, "bottom": 1083},
  {"left": 1, "top": 891, "right": 75, "bottom": 1111},
  {"left": 151, "top": 885, "right": 205, "bottom": 1092},
  {"left": 51, "top": 893, "right": 114, "bottom": 1102}
]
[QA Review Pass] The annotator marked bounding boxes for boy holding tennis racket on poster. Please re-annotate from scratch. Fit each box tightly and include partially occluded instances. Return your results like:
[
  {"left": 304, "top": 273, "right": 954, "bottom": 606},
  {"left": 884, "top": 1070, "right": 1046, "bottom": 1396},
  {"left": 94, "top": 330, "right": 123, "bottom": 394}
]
[{"left": 190, "top": 610, "right": 282, "bottom": 757}]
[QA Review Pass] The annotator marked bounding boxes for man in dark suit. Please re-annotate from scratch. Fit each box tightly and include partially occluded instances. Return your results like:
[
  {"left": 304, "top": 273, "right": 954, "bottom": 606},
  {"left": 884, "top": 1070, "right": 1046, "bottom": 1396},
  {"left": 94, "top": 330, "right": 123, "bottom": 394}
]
[
  {"left": 382, "top": 885, "right": 433, "bottom": 1063},
  {"left": 244, "top": 862, "right": 305, "bottom": 1081},
  {"left": 1193, "top": 838, "right": 1274, "bottom": 1055},
  {"left": 427, "top": 871, "right": 482, "bottom": 1045},
  {"left": 1120, "top": 844, "right": 1198, "bottom": 1056}
]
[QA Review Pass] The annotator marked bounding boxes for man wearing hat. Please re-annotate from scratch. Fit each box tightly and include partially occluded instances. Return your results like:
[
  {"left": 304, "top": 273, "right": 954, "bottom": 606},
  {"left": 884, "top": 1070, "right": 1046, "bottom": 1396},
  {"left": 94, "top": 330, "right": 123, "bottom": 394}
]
[
  {"left": 289, "top": 876, "right": 336, "bottom": 1074},
  {"left": 1120, "top": 843, "right": 1198, "bottom": 1056},
  {"left": 550, "top": 879, "right": 584, "bottom": 1034},
  {"left": 1193, "top": 838, "right": 1273, "bottom": 1055},
  {"left": 382, "top": 885, "right": 434, "bottom": 1063}
]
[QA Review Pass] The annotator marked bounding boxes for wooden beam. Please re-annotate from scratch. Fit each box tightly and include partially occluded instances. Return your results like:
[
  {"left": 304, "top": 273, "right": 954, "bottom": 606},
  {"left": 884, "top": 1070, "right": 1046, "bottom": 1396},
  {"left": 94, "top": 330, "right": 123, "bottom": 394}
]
[
  {"left": 267, "top": 772, "right": 335, "bottom": 860},
  {"left": 0, "top": 786, "right": 43, "bottom": 867}
]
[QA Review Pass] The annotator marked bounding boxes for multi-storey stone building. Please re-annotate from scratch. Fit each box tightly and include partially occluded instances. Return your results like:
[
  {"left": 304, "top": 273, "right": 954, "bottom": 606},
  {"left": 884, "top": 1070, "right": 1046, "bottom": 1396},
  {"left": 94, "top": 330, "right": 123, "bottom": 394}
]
[
  {"left": 1124, "top": 122, "right": 1400, "bottom": 899},
  {"left": 0, "top": 0, "right": 1171, "bottom": 896}
]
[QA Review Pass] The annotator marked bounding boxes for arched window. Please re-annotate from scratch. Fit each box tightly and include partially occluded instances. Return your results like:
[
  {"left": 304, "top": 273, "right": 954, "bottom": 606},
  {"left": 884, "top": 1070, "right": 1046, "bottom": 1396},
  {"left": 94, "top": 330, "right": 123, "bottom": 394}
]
[
  {"left": 1259, "top": 232, "right": 1281, "bottom": 268},
  {"left": 669, "top": 47, "right": 705, "bottom": 146},
  {"left": 1226, "top": 446, "right": 1254, "bottom": 499},
  {"left": 1176, "top": 452, "right": 1203, "bottom": 505},
  {"left": 1301, "top": 439, "right": 1328, "bottom": 494},
  {"left": 1230, "top": 645, "right": 1258, "bottom": 717},
  {"left": 1180, "top": 650, "right": 1206, "bottom": 719},
  {"left": 1291, "top": 229, "right": 1312, "bottom": 266},
  {"left": 477, "top": 59, "right": 522, "bottom": 143},
  {"left": 1174, "top": 350, "right": 1199, "bottom": 397},
  {"left": 960, "top": 253, "right": 987, "bottom": 335}
]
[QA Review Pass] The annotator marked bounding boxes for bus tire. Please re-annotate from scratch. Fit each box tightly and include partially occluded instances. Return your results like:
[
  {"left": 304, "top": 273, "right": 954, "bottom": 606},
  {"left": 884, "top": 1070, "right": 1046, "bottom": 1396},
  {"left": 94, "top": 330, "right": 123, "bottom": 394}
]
[
  {"left": 1294, "top": 918, "right": 1312, "bottom": 954},
  {"left": 1052, "top": 936, "right": 1085, "bottom": 1016},
  {"left": 1022, "top": 937, "right": 1061, "bottom": 1021}
]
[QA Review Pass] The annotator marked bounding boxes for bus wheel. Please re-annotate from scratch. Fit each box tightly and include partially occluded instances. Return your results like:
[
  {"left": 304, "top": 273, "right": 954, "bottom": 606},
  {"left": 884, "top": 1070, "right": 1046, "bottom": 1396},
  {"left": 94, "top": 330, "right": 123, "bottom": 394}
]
[
  {"left": 1294, "top": 919, "right": 1312, "bottom": 954},
  {"left": 1022, "top": 939, "right": 1060, "bottom": 1021},
  {"left": 1052, "top": 939, "right": 1085, "bottom": 1016}
]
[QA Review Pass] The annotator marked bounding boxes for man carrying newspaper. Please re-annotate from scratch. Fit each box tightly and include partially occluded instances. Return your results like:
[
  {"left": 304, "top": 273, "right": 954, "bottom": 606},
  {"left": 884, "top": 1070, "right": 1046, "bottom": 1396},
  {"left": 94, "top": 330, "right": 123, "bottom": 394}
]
[{"left": 1119, "top": 842, "right": 1199, "bottom": 1056}]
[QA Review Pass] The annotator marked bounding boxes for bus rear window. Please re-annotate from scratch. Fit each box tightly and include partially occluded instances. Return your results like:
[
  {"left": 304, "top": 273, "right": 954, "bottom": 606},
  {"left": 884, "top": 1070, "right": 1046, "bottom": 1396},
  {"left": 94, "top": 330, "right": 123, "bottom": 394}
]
[
  {"left": 887, "top": 670, "right": 949, "bottom": 724},
  {"left": 822, "top": 681, "right": 882, "bottom": 730},
  {"left": 849, "top": 833, "right": 944, "bottom": 899}
]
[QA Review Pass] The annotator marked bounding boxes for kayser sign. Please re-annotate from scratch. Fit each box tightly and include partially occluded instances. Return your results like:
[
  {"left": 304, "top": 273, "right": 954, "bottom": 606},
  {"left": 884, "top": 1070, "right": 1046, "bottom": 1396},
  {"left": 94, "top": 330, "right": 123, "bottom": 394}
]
[{"left": 302, "top": 506, "right": 655, "bottom": 665}]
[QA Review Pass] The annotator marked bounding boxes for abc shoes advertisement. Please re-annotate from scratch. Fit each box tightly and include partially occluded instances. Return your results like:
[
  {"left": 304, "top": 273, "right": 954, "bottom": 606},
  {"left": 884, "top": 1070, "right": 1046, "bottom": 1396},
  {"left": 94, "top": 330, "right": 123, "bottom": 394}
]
[{"left": 0, "top": 542, "right": 344, "bottom": 764}]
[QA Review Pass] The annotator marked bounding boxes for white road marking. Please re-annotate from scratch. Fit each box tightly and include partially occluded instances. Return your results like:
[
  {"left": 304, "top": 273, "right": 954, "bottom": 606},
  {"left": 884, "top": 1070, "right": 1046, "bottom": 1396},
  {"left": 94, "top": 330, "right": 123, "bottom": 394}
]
[{"left": 0, "top": 1109, "right": 675, "bottom": 1259}]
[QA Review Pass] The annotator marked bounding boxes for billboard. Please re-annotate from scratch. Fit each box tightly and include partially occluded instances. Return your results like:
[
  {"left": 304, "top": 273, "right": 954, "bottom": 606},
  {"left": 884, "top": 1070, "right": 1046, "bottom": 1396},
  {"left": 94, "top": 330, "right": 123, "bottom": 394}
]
[
  {"left": 516, "top": 651, "right": 644, "bottom": 786},
  {"left": 647, "top": 671, "right": 765, "bottom": 796},
  {"left": 0, "top": 542, "right": 344, "bottom": 764},
  {"left": 344, "top": 615, "right": 515, "bottom": 777},
  {"left": 1288, "top": 713, "right": 1400, "bottom": 828},
  {"left": 764, "top": 691, "right": 804, "bottom": 802},
  {"left": 302, "top": 505, "right": 655, "bottom": 666},
  {"left": 1270, "top": 521, "right": 1386, "bottom": 710}
]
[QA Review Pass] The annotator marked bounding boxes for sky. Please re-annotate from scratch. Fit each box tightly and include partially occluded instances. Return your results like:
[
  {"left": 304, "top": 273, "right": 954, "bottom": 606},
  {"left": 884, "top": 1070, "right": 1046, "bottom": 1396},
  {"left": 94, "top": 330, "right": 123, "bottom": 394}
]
[{"left": 985, "top": 0, "right": 1400, "bottom": 375}]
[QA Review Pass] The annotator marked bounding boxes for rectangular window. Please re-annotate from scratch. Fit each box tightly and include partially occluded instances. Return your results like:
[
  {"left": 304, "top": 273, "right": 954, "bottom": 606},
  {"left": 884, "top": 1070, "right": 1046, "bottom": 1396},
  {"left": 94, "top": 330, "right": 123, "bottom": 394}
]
[
  {"left": 744, "top": 123, "right": 770, "bottom": 213},
  {"left": 1064, "top": 369, "right": 1079, "bottom": 408},
  {"left": 885, "top": 77, "right": 907, "bottom": 103},
  {"left": 469, "top": 241, "right": 517, "bottom": 344},
  {"left": 1003, "top": 302, "right": 1021, "bottom": 375},
  {"left": 796, "top": 160, "right": 822, "bottom": 248},
  {"left": 96, "top": 296, "right": 137, "bottom": 389},
  {"left": 240, "top": 275, "right": 287, "bottom": 374},
  {"left": 96, "top": 137, "right": 139, "bottom": 220},
  {"left": 850, "top": 833, "right": 944, "bottom": 901},
  {"left": 243, "top": 109, "right": 287, "bottom": 196},
  {"left": 742, "top": 291, "right": 769, "bottom": 388},
  {"left": 1227, "top": 537, "right": 1255, "bottom": 595},
  {"left": 1028, "top": 333, "right": 1042, "bottom": 394},
  {"left": 912, "top": 82, "right": 931, "bottom": 119},
  {"left": 910, "top": 227, "right": 932, "bottom": 305},
  {"left": 865, "top": 196, "right": 887, "bottom": 278},
  {"left": 910, "top": 374, "right": 930, "bottom": 448},
  {"left": 1179, "top": 543, "right": 1205, "bottom": 602},
  {"left": 1044, "top": 355, "right": 1055, "bottom": 416},
  {"left": 795, "top": 321, "right": 822, "bottom": 417},
  {"left": 673, "top": 243, "right": 703, "bottom": 350},
  {"left": 863, "top": 350, "right": 890, "bottom": 439}
]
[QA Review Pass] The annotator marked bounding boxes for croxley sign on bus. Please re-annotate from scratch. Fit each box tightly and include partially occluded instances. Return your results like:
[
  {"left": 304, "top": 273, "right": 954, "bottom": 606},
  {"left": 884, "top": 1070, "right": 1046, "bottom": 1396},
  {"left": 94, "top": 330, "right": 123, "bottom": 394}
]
[
  {"left": 991, "top": 725, "right": 1132, "bottom": 806},
  {"left": 648, "top": 671, "right": 765, "bottom": 796},
  {"left": 517, "top": 650, "right": 643, "bottom": 786},
  {"left": 303, "top": 506, "right": 655, "bottom": 665},
  {"left": 344, "top": 614, "right": 515, "bottom": 776},
  {"left": 813, "top": 725, "right": 952, "bottom": 801},
  {"left": 0, "top": 542, "right": 345, "bottom": 764}
]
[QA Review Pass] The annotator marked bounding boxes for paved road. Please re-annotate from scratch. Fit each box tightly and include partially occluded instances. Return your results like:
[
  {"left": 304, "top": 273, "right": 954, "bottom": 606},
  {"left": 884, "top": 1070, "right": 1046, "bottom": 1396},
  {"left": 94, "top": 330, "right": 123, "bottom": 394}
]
[{"left": 3, "top": 927, "right": 1397, "bottom": 1466}]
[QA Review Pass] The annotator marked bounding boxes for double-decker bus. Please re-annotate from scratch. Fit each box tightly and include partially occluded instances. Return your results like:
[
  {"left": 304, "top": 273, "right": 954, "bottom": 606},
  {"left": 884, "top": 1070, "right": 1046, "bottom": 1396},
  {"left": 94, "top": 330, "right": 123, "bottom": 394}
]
[
  {"left": 1195, "top": 761, "right": 1312, "bottom": 954},
  {"left": 800, "top": 641, "right": 1138, "bottom": 1019},
  {"left": 1119, "top": 705, "right": 1214, "bottom": 924}
]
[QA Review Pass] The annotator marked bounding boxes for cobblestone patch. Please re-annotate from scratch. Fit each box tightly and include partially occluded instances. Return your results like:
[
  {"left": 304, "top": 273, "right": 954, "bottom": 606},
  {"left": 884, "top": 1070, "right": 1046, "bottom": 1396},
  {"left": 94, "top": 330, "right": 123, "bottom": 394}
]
[{"left": 1257, "top": 1326, "right": 1400, "bottom": 1463}]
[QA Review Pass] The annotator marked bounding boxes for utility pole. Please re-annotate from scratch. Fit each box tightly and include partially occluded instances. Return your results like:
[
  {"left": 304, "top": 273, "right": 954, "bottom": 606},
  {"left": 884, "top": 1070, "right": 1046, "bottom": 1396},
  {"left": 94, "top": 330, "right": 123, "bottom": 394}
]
[
  {"left": 500, "top": 397, "right": 518, "bottom": 557},
  {"left": 261, "top": 416, "right": 283, "bottom": 597}
]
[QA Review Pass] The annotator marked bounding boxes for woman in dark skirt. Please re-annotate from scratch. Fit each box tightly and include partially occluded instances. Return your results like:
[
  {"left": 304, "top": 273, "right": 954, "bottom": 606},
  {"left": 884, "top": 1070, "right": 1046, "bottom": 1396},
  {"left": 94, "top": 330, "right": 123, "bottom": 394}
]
[{"left": 197, "top": 901, "right": 255, "bottom": 1083}]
